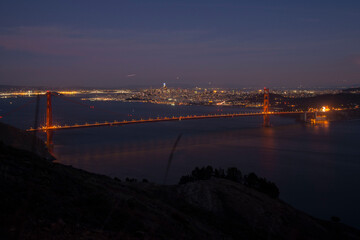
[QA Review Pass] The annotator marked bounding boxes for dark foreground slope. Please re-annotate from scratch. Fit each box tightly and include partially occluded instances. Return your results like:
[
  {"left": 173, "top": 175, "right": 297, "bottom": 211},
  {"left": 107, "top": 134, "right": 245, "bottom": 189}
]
[
  {"left": 0, "top": 122, "right": 53, "bottom": 160},
  {"left": 1, "top": 143, "right": 360, "bottom": 240}
]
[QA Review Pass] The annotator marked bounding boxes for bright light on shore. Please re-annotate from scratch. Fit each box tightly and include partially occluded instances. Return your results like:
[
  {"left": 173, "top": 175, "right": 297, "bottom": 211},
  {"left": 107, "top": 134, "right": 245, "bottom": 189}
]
[{"left": 321, "top": 106, "right": 330, "bottom": 112}]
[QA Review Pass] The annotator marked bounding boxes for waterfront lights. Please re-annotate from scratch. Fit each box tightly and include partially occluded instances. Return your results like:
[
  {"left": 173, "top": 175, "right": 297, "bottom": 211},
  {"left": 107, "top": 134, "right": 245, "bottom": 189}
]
[{"left": 321, "top": 106, "right": 330, "bottom": 112}]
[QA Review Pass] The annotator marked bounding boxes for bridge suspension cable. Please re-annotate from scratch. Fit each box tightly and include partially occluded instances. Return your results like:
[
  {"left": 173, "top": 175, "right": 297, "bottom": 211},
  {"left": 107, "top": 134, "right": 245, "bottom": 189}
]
[
  {"left": 0, "top": 96, "right": 40, "bottom": 119},
  {"left": 15, "top": 88, "right": 315, "bottom": 134},
  {"left": 53, "top": 92, "right": 126, "bottom": 117}
]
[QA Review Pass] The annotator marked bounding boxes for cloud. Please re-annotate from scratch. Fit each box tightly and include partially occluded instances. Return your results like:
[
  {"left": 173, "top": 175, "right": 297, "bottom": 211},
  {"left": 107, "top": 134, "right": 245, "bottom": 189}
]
[
  {"left": 342, "top": 54, "right": 360, "bottom": 66},
  {"left": 0, "top": 25, "right": 292, "bottom": 60},
  {"left": 127, "top": 74, "right": 136, "bottom": 77},
  {"left": 354, "top": 55, "right": 360, "bottom": 65},
  {"left": 0, "top": 26, "right": 210, "bottom": 57}
]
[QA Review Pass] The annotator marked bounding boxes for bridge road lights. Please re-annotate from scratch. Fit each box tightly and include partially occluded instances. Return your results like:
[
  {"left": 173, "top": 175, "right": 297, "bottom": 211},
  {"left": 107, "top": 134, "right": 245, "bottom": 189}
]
[{"left": 263, "top": 88, "right": 270, "bottom": 127}]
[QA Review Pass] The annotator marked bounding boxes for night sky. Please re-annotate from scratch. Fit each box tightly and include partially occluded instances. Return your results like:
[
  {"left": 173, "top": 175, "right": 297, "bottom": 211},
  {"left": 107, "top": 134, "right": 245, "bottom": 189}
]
[{"left": 0, "top": 1, "right": 359, "bottom": 88}]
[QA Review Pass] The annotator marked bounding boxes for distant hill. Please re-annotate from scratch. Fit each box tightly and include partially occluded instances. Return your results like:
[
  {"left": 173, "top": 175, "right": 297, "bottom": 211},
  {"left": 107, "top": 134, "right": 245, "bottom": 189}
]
[
  {"left": 0, "top": 85, "right": 47, "bottom": 91},
  {"left": 289, "top": 93, "right": 360, "bottom": 109},
  {"left": 343, "top": 87, "right": 360, "bottom": 93}
]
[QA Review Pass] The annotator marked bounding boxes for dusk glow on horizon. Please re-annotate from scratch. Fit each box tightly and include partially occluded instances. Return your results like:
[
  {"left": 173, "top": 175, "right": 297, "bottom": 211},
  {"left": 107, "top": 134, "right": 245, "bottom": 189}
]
[{"left": 0, "top": 1, "right": 359, "bottom": 88}]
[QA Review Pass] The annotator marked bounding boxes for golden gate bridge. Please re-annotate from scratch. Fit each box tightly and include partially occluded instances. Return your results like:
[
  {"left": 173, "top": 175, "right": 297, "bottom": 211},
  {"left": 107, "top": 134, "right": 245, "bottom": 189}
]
[{"left": 2, "top": 88, "right": 315, "bottom": 151}]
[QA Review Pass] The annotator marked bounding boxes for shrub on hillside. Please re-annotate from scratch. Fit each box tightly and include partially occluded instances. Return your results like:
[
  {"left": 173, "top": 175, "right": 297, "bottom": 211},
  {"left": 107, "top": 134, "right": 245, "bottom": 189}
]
[
  {"left": 244, "top": 173, "right": 279, "bottom": 198},
  {"left": 179, "top": 166, "right": 279, "bottom": 198}
]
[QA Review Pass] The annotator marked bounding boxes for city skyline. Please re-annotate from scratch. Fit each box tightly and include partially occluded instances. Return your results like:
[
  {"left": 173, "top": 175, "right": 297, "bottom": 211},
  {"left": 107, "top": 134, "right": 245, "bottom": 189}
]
[{"left": 0, "top": 1, "right": 360, "bottom": 88}]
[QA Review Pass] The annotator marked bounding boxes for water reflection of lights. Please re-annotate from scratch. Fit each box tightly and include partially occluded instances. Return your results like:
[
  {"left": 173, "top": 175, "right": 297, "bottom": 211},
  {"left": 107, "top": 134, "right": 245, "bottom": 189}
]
[
  {"left": 312, "top": 120, "right": 330, "bottom": 134},
  {"left": 260, "top": 127, "right": 278, "bottom": 172}
]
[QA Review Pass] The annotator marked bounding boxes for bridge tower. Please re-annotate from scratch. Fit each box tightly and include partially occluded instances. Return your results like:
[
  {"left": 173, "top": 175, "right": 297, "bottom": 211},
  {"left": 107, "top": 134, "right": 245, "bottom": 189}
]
[
  {"left": 263, "top": 87, "right": 270, "bottom": 127},
  {"left": 46, "top": 91, "right": 52, "bottom": 128},
  {"left": 46, "top": 91, "right": 53, "bottom": 152}
]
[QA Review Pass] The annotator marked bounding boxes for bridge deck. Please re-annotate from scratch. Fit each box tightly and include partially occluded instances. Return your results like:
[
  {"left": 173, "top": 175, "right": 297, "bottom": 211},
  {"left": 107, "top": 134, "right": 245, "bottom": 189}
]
[{"left": 27, "top": 111, "right": 305, "bottom": 132}]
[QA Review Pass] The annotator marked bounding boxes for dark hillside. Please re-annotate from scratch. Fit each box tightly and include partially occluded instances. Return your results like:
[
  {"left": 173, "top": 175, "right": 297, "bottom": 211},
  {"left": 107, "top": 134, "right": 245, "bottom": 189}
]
[
  {"left": 0, "top": 122, "right": 53, "bottom": 160},
  {"left": 0, "top": 124, "right": 360, "bottom": 239}
]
